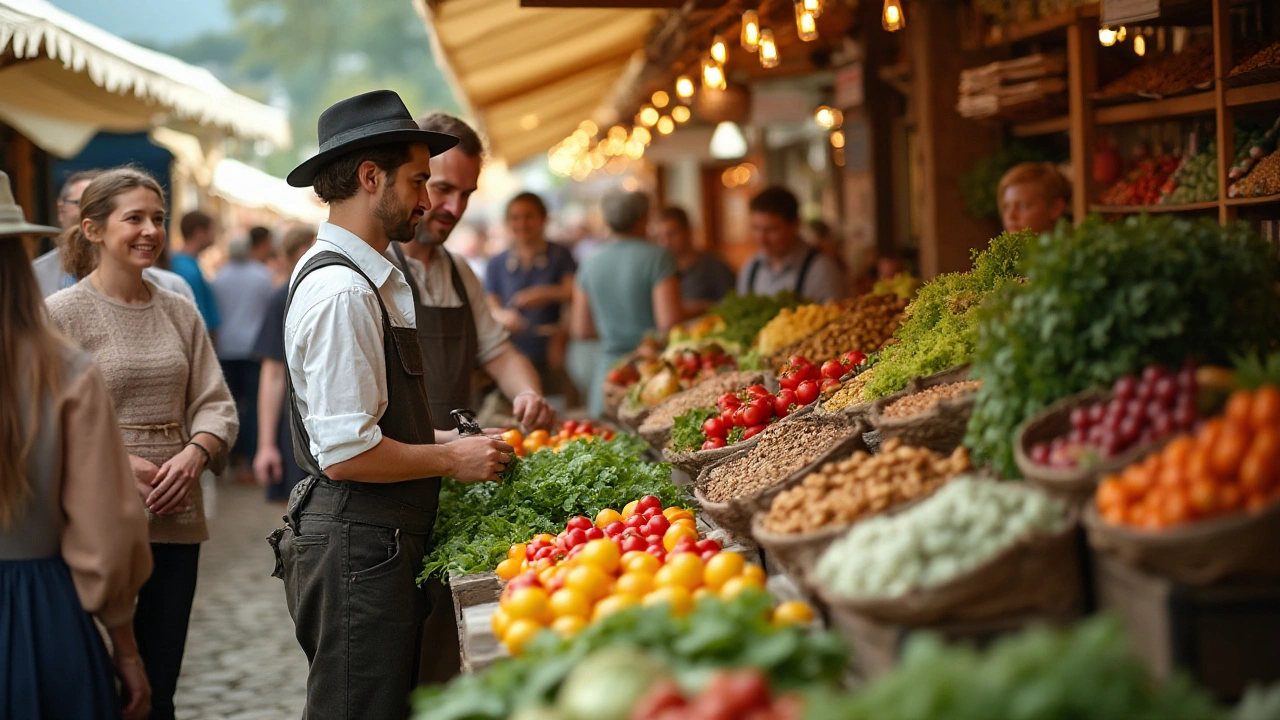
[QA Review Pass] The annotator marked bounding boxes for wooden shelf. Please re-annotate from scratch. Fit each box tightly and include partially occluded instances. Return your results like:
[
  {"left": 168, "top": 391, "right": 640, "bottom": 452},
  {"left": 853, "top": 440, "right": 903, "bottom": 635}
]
[
  {"left": 1226, "top": 81, "right": 1280, "bottom": 108},
  {"left": 1095, "top": 92, "right": 1216, "bottom": 125},
  {"left": 1011, "top": 115, "right": 1070, "bottom": 137},
  {"left": 1090, "top": 201, "right": 1220, "bottom": 214},
  {"left": 982, "top": 4, "right": 1098, "bottom": 48},
  {"left": 1224, "top": 194, "right": 1280, "bottom": 207}
]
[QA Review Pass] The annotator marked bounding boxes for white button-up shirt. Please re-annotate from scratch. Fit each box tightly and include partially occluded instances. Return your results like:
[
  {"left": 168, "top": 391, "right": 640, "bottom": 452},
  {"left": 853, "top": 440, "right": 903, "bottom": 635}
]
[
  {"left": 386, "top": 245, "right": 512, "bottom": 364},
  {"left": 285, "top": 222, "right": 416, "bottom": 470}
]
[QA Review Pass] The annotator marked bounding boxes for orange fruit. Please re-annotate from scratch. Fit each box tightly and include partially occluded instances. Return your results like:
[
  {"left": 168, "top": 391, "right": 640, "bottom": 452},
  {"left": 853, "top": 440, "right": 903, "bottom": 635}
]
[
  {"left": 507, "top": 543, "right": 528, "bottom": 561},
  {"left": 1250, "top": 385, "right": 1280, "bottom": 429},
  {"left": 643, "top": 586, "right": 694, "bottom": 615},
  {"left": 720, "top": 575, "right": 763, "bottom": 599},
  {"left": 1209, "top": 422, "right": 1250, "bottom": 479},
  {"left": 490, "top": 606, "right": 512, "bottom": 639},
  {"left": 1226, "top": 390, "right": 1255, "bottom": 426},
  {"left": 595, "top": 508, "right": 623, "bottom": 528},
  {"left": 496, "top": 558, "right": 523, "bottom": 581},
  {"left": 503, "top": 587, "right": 551, "bottom": 623},
  {"left": 577, "top": 539, "right": 621, "bottom": 574},
  {"left": 740, "top": 564, "right": 767, "bottom": 586},
  {"left": 501, "top": 429, "right": 524, "bottom": 450}
]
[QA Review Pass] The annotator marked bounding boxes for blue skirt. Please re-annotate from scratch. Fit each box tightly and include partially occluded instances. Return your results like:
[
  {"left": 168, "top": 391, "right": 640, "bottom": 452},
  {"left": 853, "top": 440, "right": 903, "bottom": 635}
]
[{"left": 1, "top": 556, "right": 121, "bottom": 720}]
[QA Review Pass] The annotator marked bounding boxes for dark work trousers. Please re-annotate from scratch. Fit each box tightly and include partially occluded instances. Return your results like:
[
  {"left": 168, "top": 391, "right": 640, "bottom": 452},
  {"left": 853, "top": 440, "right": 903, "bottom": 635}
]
[
  {"left": 134, "top": 542, "right": 201, "bottom": 720},
  {"left": 219, "top": 358, "right": 260, "bottom": 464},
  {"left": 278, "top": 482, "right": 429, "bottom": 720}
]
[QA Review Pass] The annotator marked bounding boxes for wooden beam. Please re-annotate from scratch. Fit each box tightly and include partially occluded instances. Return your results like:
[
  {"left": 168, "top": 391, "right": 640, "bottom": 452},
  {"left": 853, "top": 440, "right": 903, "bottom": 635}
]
[
  {"left": 1067, "top": 18, "right": 1098, "bottom": 223},
  {"left": 521, "top": 0, "right": 695, "bottom": 7},
  {"left": 1095, "top": 92, "right": 1215, "bottom": 125},
  {"left": 1213, "top": 0, "right": 1234, "bottom": 224}
]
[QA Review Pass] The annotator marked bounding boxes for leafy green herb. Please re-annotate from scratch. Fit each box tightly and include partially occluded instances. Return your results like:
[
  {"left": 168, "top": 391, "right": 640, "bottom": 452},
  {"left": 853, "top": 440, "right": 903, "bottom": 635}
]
[
  {"left": 420, "top": 435, "right": 686, "bottom": 579},
  {"left": 1233, "top": 350, "right": 1280, "bottom": 390},
  {"left": 412, "top": 591, "right": 848, "bottom": 720},
  {"left": 670, "top": 407, "right": 718, "bottom": 452},
  {"left": 966, "top": 215, "right": 1280, "bottom": 477},
  {"left": 705, "top": 292, "right": 802, "bottom": 349},
  {"left": 865, "top": 230, "right": 1033, "bottom": 400}
]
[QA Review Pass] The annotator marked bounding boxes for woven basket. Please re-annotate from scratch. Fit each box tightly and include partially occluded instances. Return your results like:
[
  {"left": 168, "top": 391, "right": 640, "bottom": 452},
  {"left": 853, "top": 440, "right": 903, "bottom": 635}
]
[
  {"left": 693, "top": 413, "right": 862, "bottom": 537},
  {"left": 1014, "top": 387, "right": 1174, "bottom": 506},
  {"left": 663, "top": 403, "right": 813, "bottom": 477},
  {"left": 636, "top": 371, "right": 768, "bottom": 452},
  {"left": 868, "top": 365, "right": 976, "bottom": 454}
]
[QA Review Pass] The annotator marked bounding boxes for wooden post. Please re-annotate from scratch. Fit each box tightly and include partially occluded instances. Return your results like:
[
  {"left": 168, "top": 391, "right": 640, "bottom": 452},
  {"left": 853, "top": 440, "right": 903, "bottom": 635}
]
[
  {"left": 1213, "top": 0, "right": 1235, "bottom": 225},
  {"left": 1067, "top": 18, "right": 1098, "bottom": 224},
  {"left": 911, "top": 1, "right": 1002, "bottom": 277}
]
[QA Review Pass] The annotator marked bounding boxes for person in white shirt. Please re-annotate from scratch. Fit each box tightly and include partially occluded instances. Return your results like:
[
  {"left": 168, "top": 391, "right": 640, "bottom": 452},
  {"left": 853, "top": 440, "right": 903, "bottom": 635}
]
[
  {"left": 32, "top": 170, "right": 195, "bottom": 302},
  {"left": 268, "top": 89, "right": 513, "bottom": 720},
  {"left": 735, "top": 185, "right": 846, "bottom": 303}
]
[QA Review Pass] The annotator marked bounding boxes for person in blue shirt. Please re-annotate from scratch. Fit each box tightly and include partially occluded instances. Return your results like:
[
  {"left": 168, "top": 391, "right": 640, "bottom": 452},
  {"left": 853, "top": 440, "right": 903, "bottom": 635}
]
[
  {"left": 170, "top": 211, "right": 221, "bottom": 337},
  {"left": 484, "top": 192, "right": 577, "bottom": 392}
]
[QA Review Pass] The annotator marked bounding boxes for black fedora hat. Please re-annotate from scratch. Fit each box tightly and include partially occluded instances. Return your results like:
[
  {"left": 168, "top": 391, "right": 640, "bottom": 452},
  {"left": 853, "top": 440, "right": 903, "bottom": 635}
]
[{"left": 287, "top": 90, "right": 459, "bottom": 188}]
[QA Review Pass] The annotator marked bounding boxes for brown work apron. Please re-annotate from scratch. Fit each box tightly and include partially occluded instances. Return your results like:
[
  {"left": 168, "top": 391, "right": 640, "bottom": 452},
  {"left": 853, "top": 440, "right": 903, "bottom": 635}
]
[{"left": 391, "top": 242, "right": 478, "bottom": 685}]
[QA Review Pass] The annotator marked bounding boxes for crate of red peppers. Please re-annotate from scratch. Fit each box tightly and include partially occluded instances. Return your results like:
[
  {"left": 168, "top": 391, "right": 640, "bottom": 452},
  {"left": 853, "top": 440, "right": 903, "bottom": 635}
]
[{"left": 1016, "top": 361, "right": 1204, "bottom": 504}]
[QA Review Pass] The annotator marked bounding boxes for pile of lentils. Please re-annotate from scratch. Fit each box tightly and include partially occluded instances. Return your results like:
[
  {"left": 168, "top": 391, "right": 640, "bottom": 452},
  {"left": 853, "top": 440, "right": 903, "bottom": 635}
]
[
  {"left": 881, "top": 380, "right": 982, "bottom": 419},
  {"left": 700, "top": 413, "right": 858, "bottom": 503}
]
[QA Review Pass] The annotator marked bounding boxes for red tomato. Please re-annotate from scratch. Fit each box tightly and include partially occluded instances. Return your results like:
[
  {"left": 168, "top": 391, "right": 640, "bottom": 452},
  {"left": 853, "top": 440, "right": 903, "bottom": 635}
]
[
  {"left": 774, "top": 389, "right": 798, "bottom": 418},
  {"left": 702, "top": 437, "right": 727, "bottom": 451},
  {"left": 674, "top": 537, "right": 698, "bottom": 552},
  {"left": 565, "top": 529, "right": 588, "bottom": 548},
  {"left": 624, "top": 515, "right": 646, "bottom": 529},
  {"left": 842, "top": 350, "right": 867, "bottom": 367},
  {"left": 778, "top": 374, "right": 801, "bottom": 391},
  {"left": 535, "top": 546, "right": 555, "bottom": 561},
  {"left": 702, "top": 417, "right": 728, "bottom": 439},
  {"left": 750, "top": 397, "right": 774, "bottom": 419},
  {"left": 621, "top": 535, "right": 647, "bottom": 553},
  {"left": 821, "top": 378, "right": 841, "bottom": 392},
  {"left": 566, "top": 544, "right": 584, "bottom": 560},
  {"left": 716, "top": 392, "right": 741, "bottom": 411},
  {"left": 746, "top": 384, "right": 772, "bottom": 399},
  {"left": 645, "top": 534, "right": 664, "bottom": 547},
  {"left": 720, "top": 406, "right": 738, "bottom": 426},
  {"left": 695, "top": 539, "right": 722, "bottom": 554},
  {"left": 741, "top": 404, "right": 766, "bottom": 427},
  {"left": 788, "top": 355, "right": 812, "bottom": 368},
  {"left": 645, "top": 546, "right": 667, "bottom": 562},
  {"left": 742, "top": 424, "right": 767, "bottom": 440},
  {"left": 795, "top": 381, "right": 819, "bottom": 405},
  {"left": 732, "top": 406, "right": 749, "bottom": 427},
  {"left": 584, "top": 527, "right": 604, "bottom": 541},
  {"left": 821, "top": 360, "right": 846, "bottom": 380},
  {"left": 566, "top": 516, "right": 593, "bottom": 532},
  {"left": 637, "top": 495, "right": 662, "bottom": 513},
  {"left": 643, "top": 507, "right": 662, "bottom": 519},
  {"left": 509, "top": 571, "right": 540, "bottom": 590},
  {"left": 644, "top": 515, "right": 672, "bottom": 536},
  {"left": 604, "top": 521, "right": 626, "bottom": 537},
  {"left": 562, "top": 420, "right": 579, "bottom": 434},
  {"left": 700, "top": 549, "right": 719, "bottom": 562}
]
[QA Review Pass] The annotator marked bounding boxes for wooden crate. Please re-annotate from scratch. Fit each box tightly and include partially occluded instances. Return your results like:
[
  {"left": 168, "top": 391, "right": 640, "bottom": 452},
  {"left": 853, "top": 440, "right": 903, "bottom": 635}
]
[
  {"left": 1093, "top": 554, "right": 1280, "bottom": 700},
  {"left": 449, "top": 571, "right": 504, "bottom": 673}
]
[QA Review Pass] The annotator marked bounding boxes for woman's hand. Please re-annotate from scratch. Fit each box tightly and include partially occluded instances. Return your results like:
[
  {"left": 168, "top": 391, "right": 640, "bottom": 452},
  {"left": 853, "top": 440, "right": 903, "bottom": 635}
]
[
  {"left": 129, "top": 455, "right": 159, "bottom": 501},
  {"left": 115, "top": 655, "right": 151, "bottom": 720},
  {"left": 148, "top": 444, "right": 207, "bottom": 516}
]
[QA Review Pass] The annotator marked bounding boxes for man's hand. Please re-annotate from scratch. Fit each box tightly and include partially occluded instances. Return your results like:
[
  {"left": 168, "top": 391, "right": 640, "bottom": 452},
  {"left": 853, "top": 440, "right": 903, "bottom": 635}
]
[
  {"left": 512, "top": 391, "right": 556, "bottom": 431},
  {"left": 446, "top": 435, "right": 516, "bottom": 483},
  {"left": 254, "top": 445, "right": 283, "bottom": 486}
]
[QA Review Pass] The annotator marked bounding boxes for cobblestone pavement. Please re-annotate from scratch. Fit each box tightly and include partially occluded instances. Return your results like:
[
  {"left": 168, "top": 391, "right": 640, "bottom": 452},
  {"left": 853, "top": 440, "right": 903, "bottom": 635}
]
[{"left": 174, "top": 480, "right": 307, "bottom": 720}]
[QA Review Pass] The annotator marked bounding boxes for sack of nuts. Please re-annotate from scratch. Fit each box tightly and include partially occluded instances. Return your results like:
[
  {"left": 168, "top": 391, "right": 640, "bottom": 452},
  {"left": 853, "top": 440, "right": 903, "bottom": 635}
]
[{"left": 868, "top": 366, "right": 980, "bottom": 454}]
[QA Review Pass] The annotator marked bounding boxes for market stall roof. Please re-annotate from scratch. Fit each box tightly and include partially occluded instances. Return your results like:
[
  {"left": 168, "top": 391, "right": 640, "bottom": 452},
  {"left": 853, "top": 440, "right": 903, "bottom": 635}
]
[
  {"left": 211, "top": 158, "right": 328, "bottom": 224},
  {"left": 415, "top": 0, "right": 657, "bottom": 165},
  {"left": 0, "top": 0, "right": 290, "bottom": 158}
]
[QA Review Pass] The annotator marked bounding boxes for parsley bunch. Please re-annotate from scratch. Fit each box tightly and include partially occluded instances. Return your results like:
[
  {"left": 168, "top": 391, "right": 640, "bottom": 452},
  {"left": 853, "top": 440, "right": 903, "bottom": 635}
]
[
  {"left": 420, "top": 435, "right": 686, "bottom": 580},
  {"left": 965, "top": 215, "right": 1280, "bottom": 477}
]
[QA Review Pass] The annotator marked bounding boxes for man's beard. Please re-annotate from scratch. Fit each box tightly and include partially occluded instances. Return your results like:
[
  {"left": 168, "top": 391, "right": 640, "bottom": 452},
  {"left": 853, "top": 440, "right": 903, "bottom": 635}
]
[
  {"left": 375, "top": 190, "right": 419, "bottom": 244},
  {"left": 413, "top": 209, "right": 455, "bottom": 247}
]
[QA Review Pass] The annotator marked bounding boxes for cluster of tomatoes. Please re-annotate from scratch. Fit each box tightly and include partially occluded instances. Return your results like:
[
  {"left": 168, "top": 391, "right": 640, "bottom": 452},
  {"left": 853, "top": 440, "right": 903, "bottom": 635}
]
[
  {"left": 669, "top": 345, "right": 737, "bottom": 381},
  {"left": 491, "top": 497, "right": 787, "bottom": 655},
  {"left": 778, "top": 352, "right": 867, "bottom": 395},
  {"left": 633, "top": 670, "right": 804, "bottom": 720},
  {"left": 501, "top": 419, "right": 615, "bottom": 458},
  {"left": 1096, "top": 385, "right": 1280, "bottom": 529}
]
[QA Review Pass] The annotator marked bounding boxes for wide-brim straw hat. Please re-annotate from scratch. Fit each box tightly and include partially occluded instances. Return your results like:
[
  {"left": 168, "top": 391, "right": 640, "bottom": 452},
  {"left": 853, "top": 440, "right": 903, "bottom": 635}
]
[{"left": 0, "top": 171, "right": 60, "bottom": 238}]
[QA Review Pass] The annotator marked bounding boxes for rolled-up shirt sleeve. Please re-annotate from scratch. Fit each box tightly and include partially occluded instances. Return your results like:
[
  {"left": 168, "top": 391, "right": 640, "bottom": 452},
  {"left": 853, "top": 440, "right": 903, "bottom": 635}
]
[{"left": 290, "top": 285, "right": 388, "bottom": 470}]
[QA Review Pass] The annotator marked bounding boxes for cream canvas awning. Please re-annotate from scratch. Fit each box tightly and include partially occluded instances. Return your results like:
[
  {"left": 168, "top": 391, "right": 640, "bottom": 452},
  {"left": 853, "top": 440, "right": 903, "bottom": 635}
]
[
  {"left": 417, "top": 0, "right": 656, "bottom": 165},
  {"left": 210, "top": 158, "right": 328, "bottom": 224},
  {"left": 0, "top": 0, "right": 290, "bottom": 157}
]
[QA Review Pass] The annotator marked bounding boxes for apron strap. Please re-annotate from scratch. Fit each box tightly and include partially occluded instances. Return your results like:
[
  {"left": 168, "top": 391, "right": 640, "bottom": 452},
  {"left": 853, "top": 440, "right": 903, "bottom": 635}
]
[
  {"left": 389, "top": 242, "right": 423, "bottom": 308},
  {"left": 794, "top": 248, "right": 819, "bottom": 297},
  {"left": 283, "top": 250, "right": 394, "bottom": 480},
  {"left": 746, "top": 257, "right": 762, "bottom": 295}
]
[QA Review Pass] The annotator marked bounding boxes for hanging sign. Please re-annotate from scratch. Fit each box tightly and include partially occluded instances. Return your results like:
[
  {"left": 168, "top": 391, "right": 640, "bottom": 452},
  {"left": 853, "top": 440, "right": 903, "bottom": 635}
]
[
  {"left": 834, "top": 62, "right": 864, "bottom": 109},
  {"left": 1102, "top": 0, "right": 1160, "bottom": 26}
]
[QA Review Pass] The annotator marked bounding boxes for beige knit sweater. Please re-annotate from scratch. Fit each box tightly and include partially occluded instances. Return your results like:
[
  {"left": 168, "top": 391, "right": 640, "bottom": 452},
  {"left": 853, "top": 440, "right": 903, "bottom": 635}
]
[{"left": 48, "top": 280, "right": 239, "bottom": 544}]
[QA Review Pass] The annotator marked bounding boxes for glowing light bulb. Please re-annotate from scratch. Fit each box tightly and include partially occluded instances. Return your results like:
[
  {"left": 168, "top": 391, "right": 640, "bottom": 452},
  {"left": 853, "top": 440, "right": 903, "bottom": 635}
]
[
  {"left": 815, "top": 105, "right": 842, "bottom": 130},
  {"left": 741, "top": 9, "right": 760, "bottom": 51},
  {"left": 803, "top": 0, "right": 822, "bottom": 17},
  {"left": 882, "top": 0, "right": 905, "bottom": 32},
  {"left": 578, "top": 120, "right": 598, "bottom": 136},
  {"left": 711, "top": 34, "right": 729, "bottom": 65},
  {"left": 796, "top": 3, "right": 818, "bottom": 42},
  {"left": 1116, "top": 26, "right": 1127, "bottom": 42},
  {"left": 608, "top": 125, "right": 628, "bottom": 142},
  {"left": 830, "top": 130, "right": 845, "bottom": 148},
  {"left": 631, "top": 126, "right": 652, "bottom": 146},
  {"left": 651, "top": 90, "right": 670, "bottom": 109},
  {"left": 1099, "top": 26, "right": 1117, "bottom": 46},
  {"left": 675, "top": 76, "right": 695, "bottom": 99},
  {"left": 672, "top": 105, "right": 691, "bottom": 123},
  {"left": 657, "top": 116, "right": 675, "bottom": 135},
  {"left": 638, "top": 105, "right": 660, "bottom": 127},
  {"left": 1134, "top": 33, "right": 1146, "bottom": 56},
  {"left": 702, "top": 58, "right": 727, "bottom": 90},
  {"left": 759, "top": 28, "right": 779, "bottom": 68}
]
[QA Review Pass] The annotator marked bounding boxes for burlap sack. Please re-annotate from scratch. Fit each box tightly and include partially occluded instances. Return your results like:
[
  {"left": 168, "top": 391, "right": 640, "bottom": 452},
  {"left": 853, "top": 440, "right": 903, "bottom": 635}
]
[
  {"left": 616, "top": 400, "right": 651, "bottom": 434},
  {"left": 664, "top": 404, "right": 814, "bottom": 477},
  {"left": 693, "top": 413, "right": 862, "bottom": 536},
  {"left": 1083, "top": 500, "right": 1280, "bottom": 585},
  {"left": 868, "top": 365, "right": 976, "bottom": 454},
  {"left": 636, "top": 371, "right": 768, "bottom": 452},
  {"left": 812, "top": 504, "right": 1082, "bottom": 626},
  {"left": 602, "top": 380, "right": 628, "bottom": 422}
]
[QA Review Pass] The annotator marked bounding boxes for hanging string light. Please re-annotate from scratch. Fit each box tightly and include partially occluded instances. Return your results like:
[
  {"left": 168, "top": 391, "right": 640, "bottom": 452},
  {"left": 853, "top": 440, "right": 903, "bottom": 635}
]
[
  {"left": 1134, "top": 32, "right": 1146, "bottom": 56},
  {"left": 758, "top": 28, "right": 780, "bottom": 68},
  {"left": 638, "top": 105, "right": 660, "bottom": 127},
  {"left": 795, "top": 2, "right": 818, "bottom": 42},
  {"left": 814, "top": 106, "right": 843, "bottom": 130},
  {"left": 1116, "top": 26, "right": 1127, "bottom": 42},
  {"left": 657, "top": 116, "right": 675, "bottom": 135},
  {"left": 651, "top": 90, "right": 670, "bottom": 109},
  {"left": 672, "top": 105, "right": 692, "bottom": 123},
  {"left": 632, "top": 126, "right": 653, "bottom": 146},
  {"left": 882, "top": 0, "right": 905, "bottom": 32},
  {"left": 741, "top": 9, "right": 760, "bottom": 51},
  {"left": 710, "top": 33, "right": 729, "bottom": 65},
  {"left": 830, "top": 130, "right": 846, "bottom": 148},
  {"left": 702, "top": 58, "right": 728, "bottom": 89},
  {"left": 1098, "top": 26, "right": 1117, "bottom": 46},
  {"left": 675, "top": 75, "right": 696, "bottom": 100},
  {"left": 802, "top": 0, "right": 822, "bottom": 17}
]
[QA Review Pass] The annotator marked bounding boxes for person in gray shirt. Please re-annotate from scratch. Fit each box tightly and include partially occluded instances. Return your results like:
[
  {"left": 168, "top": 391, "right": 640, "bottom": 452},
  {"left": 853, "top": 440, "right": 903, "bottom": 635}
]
[
  {"left": 655, "top": 206, "right": 735, "bottom": 316},
  {"left": 32, "top": 170, "right": 195, "bottom": 302},
  {"left": 735, "top": 186, "right": 845, "bottom": 303}
]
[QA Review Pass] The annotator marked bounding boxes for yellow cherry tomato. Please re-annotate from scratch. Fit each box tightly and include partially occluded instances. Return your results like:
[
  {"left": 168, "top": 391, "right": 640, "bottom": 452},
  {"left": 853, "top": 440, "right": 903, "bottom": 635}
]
[
  {"left": 615, "top": 572, "right": 655, "bottom": 597},
  {"left": 551, "top": 615, "right": 587, "bottom": 638},
  {"left": 533, "top": 533, "right": 555, "bottom": 545},
  {"left": 496, "top": 558, "right": 523, "bottom": 581},
  {"left": 719, "top": 574, "right": 763, "bottom": 599},
  {"left": 503, "top": 618, "right": 544, "bottom": 656},
  {"left": 577, "top": 538, "right": 621, "bottom": 574},
  {"left": 592, "top": 593, "right": 640, "bottom": 621},
  {"left": 672, "top": 518, "right": 697, "bottom": 533},
  {"left": 663, "top": 507, "right": 695, "bottom": 523},
  {"left": 507, "top": 543, "right": 527, "bottom": 561},
  {"left": 564, "top": 565, "right": 611, "bottom": 602},
  {"left": 549, "top": 588, "right": 591, "bottom": 619},
  {"left": 595, "top": 508, "right": 624, "bottom": 528},
  {"left": 741, "top": 564, "right": 767, "bottom": 586},
  {"left": 702, "top": 551, "right": 746, "bottom": 590},
  {"left": 692, "top": 587, "right": 716, "bottom": 603},
  {"left": 772, "top": 600, "right": 816, "bottom": 626},
  {"left": 622, "top": 500, "right": 640, "bottom": 519},
  {"left": 643, "top": 586, "right": 693, "bottom": 616},
  {"left": 503, "top": 586, "right": 550, "bottom": 622},
  {"left": 663, "top": 524, "right": 699, "bottom": 552},
  {"left": 621, "top": 551, "right": 661, "bottom": 576},
  {"left": 654, "top": 553, "right": 704, "bottom": 590},
  {"left": 490, "top": 606, "right": 512, "bottom": 640}
]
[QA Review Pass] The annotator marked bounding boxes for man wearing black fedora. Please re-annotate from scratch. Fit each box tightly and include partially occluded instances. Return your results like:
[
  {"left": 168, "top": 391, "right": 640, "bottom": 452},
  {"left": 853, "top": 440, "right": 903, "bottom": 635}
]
[{"left": 269, "top": 89, "right": 514, "bottom": 719}]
